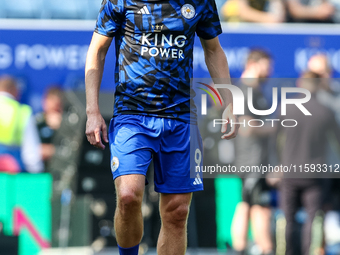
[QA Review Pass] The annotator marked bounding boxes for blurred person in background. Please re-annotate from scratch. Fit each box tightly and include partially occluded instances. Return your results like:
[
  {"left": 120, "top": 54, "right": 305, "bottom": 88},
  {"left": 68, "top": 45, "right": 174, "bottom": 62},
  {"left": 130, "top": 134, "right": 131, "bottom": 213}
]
[
  {"left": 0, "top": 75, "right": 43, "bottom": 173},
  {"left": 286, "top": 0, "right": 335, "bottom": 22},
  {"left": 231, "top": 49, "right": 274, "bottom": 255},
  {"left": 36, "top": 86, "right": 63, "bottom": 166},
  {"left": 308, "top": 54, "right": 332, "bottom": 79},
  {"left": 277, "top": 71, "right": 340, "bottom": 255},
  {"left": 307, "top": 54, "right": 340, "bottom": 252},
  {"left": 221, "top": 0, "right": 285, "bottom": 22},
  {"left": 307, "top": 54, "right": 340, "bottom": 122}
]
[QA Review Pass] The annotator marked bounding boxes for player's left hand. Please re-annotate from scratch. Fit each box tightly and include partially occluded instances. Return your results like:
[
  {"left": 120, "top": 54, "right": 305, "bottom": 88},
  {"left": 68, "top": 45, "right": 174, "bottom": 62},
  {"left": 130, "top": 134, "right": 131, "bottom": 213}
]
[{"left": 221, "top": 104, "right": 239, "bottom": 139}]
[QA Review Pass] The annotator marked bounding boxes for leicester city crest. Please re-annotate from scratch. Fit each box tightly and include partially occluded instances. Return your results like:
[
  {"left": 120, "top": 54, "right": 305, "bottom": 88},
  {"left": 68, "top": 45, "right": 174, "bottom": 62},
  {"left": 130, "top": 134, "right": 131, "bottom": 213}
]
[
  {"left": 111, "top": 156, "right": 119, "bottom": 172},
  {"left": 181, "top": 4, "right": 195, "bottom": 19}
]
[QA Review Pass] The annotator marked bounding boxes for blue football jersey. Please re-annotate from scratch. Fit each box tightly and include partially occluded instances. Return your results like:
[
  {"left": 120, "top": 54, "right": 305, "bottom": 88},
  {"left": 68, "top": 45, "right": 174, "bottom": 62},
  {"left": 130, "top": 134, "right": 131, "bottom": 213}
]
[{"left": 95, "top": 0, "right": 222, "bottom": 123}]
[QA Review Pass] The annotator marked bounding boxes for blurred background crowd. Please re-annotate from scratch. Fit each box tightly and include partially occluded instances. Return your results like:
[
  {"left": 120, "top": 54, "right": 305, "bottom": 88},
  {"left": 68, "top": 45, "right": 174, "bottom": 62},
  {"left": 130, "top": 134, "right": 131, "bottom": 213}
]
[
  {"left": 1, "top": 1, "right": 340, "bottom": 255},
  {"left": 201, "top": 50, "right": 340, "bottom": 255},
  {"left": 0, "top": 0, "right": 340, "bottom": 23}
]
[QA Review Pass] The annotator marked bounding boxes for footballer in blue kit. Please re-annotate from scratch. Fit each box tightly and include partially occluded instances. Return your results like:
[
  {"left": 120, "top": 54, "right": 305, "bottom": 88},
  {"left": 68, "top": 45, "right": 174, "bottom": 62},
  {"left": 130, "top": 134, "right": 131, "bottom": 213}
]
[{"left": 85, "top": 0, "right": 238, "bottom": 254}]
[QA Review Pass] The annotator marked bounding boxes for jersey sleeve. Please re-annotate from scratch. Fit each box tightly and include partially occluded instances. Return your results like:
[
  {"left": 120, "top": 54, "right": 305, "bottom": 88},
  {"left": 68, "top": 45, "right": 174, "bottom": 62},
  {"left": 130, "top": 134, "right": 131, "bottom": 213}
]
[
  {"left": 95, "top": 0, "right": 124, "bottom": 37},
  {"left": 196, "top": 0, "right": 222, "bottom": 40}
]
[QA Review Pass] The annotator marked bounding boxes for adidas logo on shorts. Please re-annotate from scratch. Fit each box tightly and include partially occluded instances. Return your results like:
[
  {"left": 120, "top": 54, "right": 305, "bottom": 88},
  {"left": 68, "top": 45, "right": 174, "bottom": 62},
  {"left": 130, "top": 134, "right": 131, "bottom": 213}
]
[{"left": 193, "top": 173, "right": 202, "bottom": 185}]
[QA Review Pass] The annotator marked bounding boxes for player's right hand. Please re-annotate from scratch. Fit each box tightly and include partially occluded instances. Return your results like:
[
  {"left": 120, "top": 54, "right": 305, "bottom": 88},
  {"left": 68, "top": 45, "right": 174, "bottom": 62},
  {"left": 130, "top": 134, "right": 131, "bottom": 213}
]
[{"left": 85, "top": 112, "right": 109, "bottom": 150}]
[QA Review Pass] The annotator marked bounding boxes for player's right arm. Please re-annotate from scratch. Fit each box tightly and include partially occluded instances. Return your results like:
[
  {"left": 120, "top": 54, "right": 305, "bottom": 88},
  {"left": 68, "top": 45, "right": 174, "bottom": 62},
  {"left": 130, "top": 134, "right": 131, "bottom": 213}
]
[{"left": 85, "top": 33, "right": 112, "bottom": 149}]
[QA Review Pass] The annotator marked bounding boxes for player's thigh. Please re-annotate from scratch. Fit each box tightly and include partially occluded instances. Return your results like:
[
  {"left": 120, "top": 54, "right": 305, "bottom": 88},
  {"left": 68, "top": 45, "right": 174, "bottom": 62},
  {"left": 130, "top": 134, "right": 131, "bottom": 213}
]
[
  {"left": 108, "top": 115, "right": 160, "bottom": 180},
  {"left": 153, "top": 122, "right": 203, "bottom": 193}
]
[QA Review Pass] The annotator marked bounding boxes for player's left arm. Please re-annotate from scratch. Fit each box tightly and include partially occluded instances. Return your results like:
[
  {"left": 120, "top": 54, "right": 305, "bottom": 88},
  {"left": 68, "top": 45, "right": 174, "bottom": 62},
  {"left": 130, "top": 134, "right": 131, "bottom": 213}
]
[{"left": 200, "top": 37, "right": 239, "bottom": 139}]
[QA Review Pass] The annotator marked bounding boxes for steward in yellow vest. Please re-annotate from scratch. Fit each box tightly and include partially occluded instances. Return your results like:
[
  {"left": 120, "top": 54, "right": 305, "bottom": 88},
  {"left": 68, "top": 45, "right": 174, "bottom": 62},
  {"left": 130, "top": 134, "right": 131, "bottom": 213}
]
[{"left": 0, "top": 76, "right": 43, "bottom": 173}]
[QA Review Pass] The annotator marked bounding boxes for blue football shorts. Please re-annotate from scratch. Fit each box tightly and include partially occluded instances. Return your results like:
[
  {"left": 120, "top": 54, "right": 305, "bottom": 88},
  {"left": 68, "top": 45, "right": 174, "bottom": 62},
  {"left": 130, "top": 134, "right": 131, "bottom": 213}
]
[{"left": 108, "top": 114, "right": 203, "bottom": 193}]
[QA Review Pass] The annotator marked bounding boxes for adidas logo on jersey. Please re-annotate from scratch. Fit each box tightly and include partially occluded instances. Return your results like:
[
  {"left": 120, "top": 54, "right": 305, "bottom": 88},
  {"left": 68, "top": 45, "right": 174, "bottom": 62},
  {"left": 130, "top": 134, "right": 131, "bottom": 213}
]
[
  {"left": 137, "top": 6, "right": 150, "bottom": 15},
  {"left": 193, "top": 173, "right": 202, "bottom": 185}
]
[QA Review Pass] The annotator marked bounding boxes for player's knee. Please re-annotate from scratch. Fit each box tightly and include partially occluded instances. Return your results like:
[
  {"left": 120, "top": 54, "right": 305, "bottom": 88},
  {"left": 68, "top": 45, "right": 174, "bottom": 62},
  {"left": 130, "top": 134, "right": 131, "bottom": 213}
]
[
  {"left": 163, "top": 202, "right": 189, "bottom": 228},
  {"left": 117, "top": 190, "right": 142, "bottom": 215}
]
